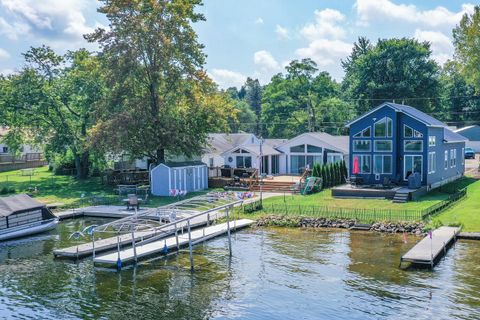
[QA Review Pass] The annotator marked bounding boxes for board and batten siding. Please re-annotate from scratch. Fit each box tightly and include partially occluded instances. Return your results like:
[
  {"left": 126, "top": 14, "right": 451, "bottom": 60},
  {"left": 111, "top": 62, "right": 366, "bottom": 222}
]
[{"left": 151, "top": 164, "right": 208, "bottom": 196}]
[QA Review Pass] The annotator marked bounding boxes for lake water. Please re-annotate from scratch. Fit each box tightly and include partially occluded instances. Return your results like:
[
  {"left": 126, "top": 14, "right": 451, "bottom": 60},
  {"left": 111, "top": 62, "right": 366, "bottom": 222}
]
[{"left": 0, "top": 218, "right": 479, "bottom": 320}]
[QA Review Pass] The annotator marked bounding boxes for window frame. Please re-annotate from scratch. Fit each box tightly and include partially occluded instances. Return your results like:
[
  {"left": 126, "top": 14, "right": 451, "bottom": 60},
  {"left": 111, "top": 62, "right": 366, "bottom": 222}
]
[
  {"left": 373, "top": 154, "right": 392, "bottom": 174},
  {"left": 374, "top": 140, "right": 393, "bottom": 152},
  {"left": 404, "top": 125, "right": 423, "bottom": 138},
  {"left": 353, "top": 127, "right": 371, "bottom": 138},
  {"left": 444, "top": 150, "right": 448, "bottom": 170},
  {"left": 428, "top": 152, "right": 436, "bottom": 174},
  {"left": 353, "top": 154, "right": 371, "bottom": 174},
  {"left": 404, "top": 140, "right": 423, "bottom": 152},
  {"left": 404, "top": 155, "right": 423, "bottom": 181},
  {"left": 374, "top": 117, "right": 393, "bottom": 138},
  {"left": 353, "top": 139, "right": 371, "bottom": 152},
  {"left": 428, "top": 136, "right": 436, "bottom": 147}
]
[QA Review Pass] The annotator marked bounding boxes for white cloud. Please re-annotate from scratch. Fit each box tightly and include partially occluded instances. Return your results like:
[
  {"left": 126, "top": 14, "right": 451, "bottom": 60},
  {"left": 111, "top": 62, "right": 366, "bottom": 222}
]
[
  {"left": 209, "top": 68, "right": 246, "bottom": 88},
  {"left": 0, "top": 48, "right": 10, "bottom": 60},
  {"left": 296, "top": 39, "right": 352, "bottom": 67},
  {"left": 0, "top": 17, "right": 30, "bottom": 40},
  {"left": 414, "top": 29, "right": 454, "bottom": 65},
  {"left": 275, "top": 25, "right": 289, "bottom": 39},
  {"left": 253, "top": 50, "right": 282, "bottom": 82},
  {"left": 255, "top": 17, "right": 264, "bottom": 25},
  {"left": 301, "top": 9, "right": 346, "bottom": 40},
  {"left": 355, "top": 0, "right": 475, "bottom": 28}
]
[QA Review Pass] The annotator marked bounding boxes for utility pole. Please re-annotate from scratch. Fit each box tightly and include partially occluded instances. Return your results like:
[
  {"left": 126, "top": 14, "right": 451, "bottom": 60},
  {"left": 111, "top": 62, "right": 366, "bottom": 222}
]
[{"left": 259, "top": 137, "right": 264, "bottom": 207}]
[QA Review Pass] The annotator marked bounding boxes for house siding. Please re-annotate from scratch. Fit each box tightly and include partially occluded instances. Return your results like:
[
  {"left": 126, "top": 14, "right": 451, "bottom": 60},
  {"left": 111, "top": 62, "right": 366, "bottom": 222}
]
[{"left": 151, "top": 164, "right": 208, "bottom": 196}]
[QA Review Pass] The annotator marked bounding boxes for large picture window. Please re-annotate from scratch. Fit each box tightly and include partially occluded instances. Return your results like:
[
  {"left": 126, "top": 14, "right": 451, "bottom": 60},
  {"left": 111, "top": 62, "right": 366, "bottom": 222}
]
[
  {"left": 404, "top": 140, "right": 423, "bottom": 152},
  {"left": 374, "top": 155, "right": 392, "bottom": 174},
  {"left": 404, "top": 155, "right": 422, "bottom": 180},
  {"left": 307, "top": 145, "right": 323, "bottom": 153},
  {"left": 353, "top": 140, "right": 371, "bottom": 152},
  {"left": 374, "top": 140, "right": 392, "bottom": 152},
  {"left": 353, "top": 127, "right": 371, "bottom": 138},
  {"left": 374, "top": 117, "right": 393, "bottom": 137},
  {"left": 290, "top": 145, "right": 305, "bottom": 153},
  {"left": 236, "top": 155, "right": 252, "bottom": 168},
  {"left": 353, "top": 155, "right": 371, "bottom": 174}
]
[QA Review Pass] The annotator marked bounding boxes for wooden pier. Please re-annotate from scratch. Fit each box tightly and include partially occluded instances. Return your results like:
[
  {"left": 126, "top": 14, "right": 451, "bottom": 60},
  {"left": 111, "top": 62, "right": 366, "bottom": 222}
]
[
  {"left": 93, "top": 219, "right": 254, "bottom": 266},
  {"left": 401, "top": 226, "right": 460, "bottom": 268}
]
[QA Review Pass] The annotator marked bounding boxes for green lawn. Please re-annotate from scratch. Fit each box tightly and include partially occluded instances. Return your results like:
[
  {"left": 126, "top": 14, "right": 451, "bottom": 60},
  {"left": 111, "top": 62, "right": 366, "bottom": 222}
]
[
  {"left": 0, "top": 166, "right": 211, "bottom": 209},
  {"left": 429, "top": 179, "right": 480, "bottom": 232}
]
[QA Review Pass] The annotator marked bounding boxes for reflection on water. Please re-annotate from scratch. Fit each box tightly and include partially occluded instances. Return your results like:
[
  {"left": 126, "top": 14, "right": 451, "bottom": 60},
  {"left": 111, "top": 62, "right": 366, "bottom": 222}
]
[{"left": 0, "top": 220, "right": 479, "bottom": 319}]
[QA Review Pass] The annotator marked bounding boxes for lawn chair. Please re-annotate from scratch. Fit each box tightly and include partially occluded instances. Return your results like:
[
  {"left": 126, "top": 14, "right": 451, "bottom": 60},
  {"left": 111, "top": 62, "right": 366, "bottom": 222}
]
[{"left": 126, "top": 194, "right": 139, "bottom": 210}]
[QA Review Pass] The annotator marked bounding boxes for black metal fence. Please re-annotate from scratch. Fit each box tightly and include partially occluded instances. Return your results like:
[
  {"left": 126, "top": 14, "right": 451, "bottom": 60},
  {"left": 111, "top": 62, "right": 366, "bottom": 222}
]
[{"left": 242, "top": 188, "right": 467, "bottom": 222}]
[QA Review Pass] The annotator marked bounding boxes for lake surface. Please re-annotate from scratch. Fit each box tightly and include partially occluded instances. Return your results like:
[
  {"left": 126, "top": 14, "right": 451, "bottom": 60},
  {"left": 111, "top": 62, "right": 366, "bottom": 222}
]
[{"left": 0, "top": 218, "right": 479, "bottom": 319}]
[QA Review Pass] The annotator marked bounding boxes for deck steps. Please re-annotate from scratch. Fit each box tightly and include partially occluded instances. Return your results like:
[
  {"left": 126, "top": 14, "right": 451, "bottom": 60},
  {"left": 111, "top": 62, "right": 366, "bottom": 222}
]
[
  {"left": 392, "top": 192, "right": 409, "bottom": 203},
  {"left": 250, "top": 181, "right": 298, "bottom": 193}
]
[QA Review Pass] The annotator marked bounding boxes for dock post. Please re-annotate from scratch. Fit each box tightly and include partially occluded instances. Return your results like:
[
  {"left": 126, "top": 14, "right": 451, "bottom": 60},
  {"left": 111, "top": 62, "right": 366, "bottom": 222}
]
[
  {"left": 226, "top": 207, "right": 232, "bottom": 257},
  {"left": 187, "top": 220, "right": 194, "bottom": 272},
  {"left": 443, "top": 241, "right": 446, "bottom": 259},
  {"left": 92, "top": 231, "right": 96, "bottom": 259},
  {"left": 207, "top": 213, "right": 210, "bottom": 227},
  {"left": 174, "top": 222, "right": 179, "bottom": 251},
  {"left": 76, "top": 246, "right": 79, "bottom": 261},
  {"left": 131, "top": 230, "right": 137, "bottom": 264},
  {"left": 430, "top": 253, "right": 433, "bottom": 269},
  {"left": 116, "top": 235, "right": 122, "bottom": 270}
]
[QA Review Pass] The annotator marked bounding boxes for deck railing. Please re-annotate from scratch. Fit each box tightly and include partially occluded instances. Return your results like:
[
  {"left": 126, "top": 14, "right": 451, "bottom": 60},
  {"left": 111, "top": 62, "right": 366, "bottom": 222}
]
[{"left": 242, "top": 188, "right": 468, "bottom": 222}]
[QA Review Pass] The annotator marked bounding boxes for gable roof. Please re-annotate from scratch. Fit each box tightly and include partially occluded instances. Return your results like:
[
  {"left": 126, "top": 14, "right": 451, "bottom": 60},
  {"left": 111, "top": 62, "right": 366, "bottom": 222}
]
[
  {"left": 0, "top": 194, "right": 45, "bottom": 217},
  {"left": 443, "top": 128, "right": 469, "bottom": 143},
  {"left": 204, "top": 133, "right": 255, "bottom": 155},
  {"left": 220, "top": 144, "right": 282, "bottom": 157},
  {"left": 276, "top": 132, "right": 349, "bottom": 154},
  {"left": 346, "top": 102, "right": 447, "bottom": 127}
]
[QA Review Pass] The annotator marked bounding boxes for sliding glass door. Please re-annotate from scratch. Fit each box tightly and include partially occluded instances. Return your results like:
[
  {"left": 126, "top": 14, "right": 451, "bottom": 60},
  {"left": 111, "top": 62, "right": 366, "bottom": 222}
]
[{"left": 404, "top": 155, "right": 422, "bottom": 180}]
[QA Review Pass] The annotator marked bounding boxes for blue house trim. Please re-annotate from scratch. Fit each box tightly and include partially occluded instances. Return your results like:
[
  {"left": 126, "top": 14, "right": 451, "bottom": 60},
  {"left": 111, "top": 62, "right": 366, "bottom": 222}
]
[{"left": 348, "top": 103, "right": 467, "bottom": 188}]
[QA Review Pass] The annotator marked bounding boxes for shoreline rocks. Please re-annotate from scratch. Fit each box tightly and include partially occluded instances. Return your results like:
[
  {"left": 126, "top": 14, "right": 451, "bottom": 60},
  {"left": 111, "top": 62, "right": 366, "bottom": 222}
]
[{"left": 254, "top": 215, "right": 425, "bottom": 234}]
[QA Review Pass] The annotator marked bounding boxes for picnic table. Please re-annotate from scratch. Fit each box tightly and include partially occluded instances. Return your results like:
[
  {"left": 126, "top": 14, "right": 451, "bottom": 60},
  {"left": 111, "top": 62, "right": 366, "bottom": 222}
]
[{"left": 19, "top": 168, "right": 36, "bottom": 176}]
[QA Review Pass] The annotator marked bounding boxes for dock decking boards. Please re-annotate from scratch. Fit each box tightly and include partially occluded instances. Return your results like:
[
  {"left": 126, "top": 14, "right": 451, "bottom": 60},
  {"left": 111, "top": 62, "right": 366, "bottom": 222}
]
[
  {"left": 93, "top": 219, "right": 254, "bottom": 266},
  {"left": 401, "top": 226, "right": 460, "bottom": 268}
]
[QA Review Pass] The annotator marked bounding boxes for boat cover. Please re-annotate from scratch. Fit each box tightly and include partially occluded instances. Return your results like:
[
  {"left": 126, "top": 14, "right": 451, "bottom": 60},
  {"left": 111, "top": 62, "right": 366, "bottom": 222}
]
[{"left": 0, "top": 194, "right": 45, "bottom": 217}]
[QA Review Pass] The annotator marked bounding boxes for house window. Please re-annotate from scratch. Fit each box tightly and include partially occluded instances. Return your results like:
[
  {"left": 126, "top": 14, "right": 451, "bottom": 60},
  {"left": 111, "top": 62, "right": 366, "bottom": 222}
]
[
  {"left": 353, "top": 140, "right": 371, "bottom": 152},
  {"left": 353, "top": 155, "right": 371, "bottom": 174},
  {"left": 374, "top": 117, "right": 393, "bottom": 137},
  {"left": 444, "top": 150, "right": 448, "bottom": 170},
  {"left": 428, "top": 152, "right": 436, "bottom": 174},
  {"left": 404, "top": 155, "right": 422, "bottom": 180},
  {"left": 290, "top": 145, "right": 305, "bottom": 153},
  {"left": 353, "top": 127, "right": 371, "bottom": 138},
  {"left": 209, "top": 158, "right": 214, "bottom": 167},
  {"left": 306, "top": 155, "right": 323, "bottom": 169},
  {"left": 327, "top": 153, "right": 343, "bottom": 164},
  {"left": 290, "top": 155, "right": 306, "bottom": 174},
  {"left": 271, "top": 155, "right": 280, "bottom": 174},
  {"left": 307, "top": 145, "right": 323, "bottom": 153},
  {"left": 404, "top": 125, "right": 423, "bottom": 138},
  {"left": 374, "top": 140, "right": 392, "bottom": 152},
  {"left": 374, "top": 155, "right": 392, "bottom": 174},
  {"left": 1, "top": 147, "right": 8, "bottom": 153},
  {"left": 233, "top": 149, "right": 249, "bottom": 153},
  {"left": 450, "top": 149, "right": 456, "bottom": 168},
  {"left": 429, "top": 136, "right": 436, "bottom": 147},
  {"left": 236, "top": 156, "right": 252, "bottom": 168},
  {"left": 404, "top": 140, "right": 423, "bottom": 152}
]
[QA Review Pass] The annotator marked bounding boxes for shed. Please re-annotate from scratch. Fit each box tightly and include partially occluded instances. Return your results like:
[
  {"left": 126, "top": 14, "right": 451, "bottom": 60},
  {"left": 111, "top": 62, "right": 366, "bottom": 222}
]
[
  {"left": 150, "top": 161, "right": 208, "bottom": 196},
  {"left": 0, "top": 194, "right": 52, "bottom": 230}
]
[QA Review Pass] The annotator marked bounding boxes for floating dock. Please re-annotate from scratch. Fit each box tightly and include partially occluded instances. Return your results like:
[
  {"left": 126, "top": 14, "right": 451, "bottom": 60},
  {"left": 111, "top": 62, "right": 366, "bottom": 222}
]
[
  {"left": 53, "top": 212, "right": 222, "bottom": 258},
  {"left": 93, "top": 219, "right": 254, "bottom": 266},
  {"left": 401, "top": 226, "right": 460, "bottom": 268}
]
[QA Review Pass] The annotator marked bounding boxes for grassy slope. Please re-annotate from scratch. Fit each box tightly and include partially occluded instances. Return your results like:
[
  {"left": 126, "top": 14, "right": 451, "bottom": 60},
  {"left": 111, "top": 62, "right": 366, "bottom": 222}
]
[
  {"left": 429, "top": 179, "right": 480, "bottom": 232},
  {"left": 0, "top": 166, "right": 209, "bottom": 209}
]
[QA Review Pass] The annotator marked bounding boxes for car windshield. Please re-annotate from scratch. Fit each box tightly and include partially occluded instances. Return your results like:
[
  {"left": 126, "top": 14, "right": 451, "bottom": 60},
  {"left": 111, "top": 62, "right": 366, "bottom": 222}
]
[{"left": 465, "top": 148, "right": 474, "bottom": 152}]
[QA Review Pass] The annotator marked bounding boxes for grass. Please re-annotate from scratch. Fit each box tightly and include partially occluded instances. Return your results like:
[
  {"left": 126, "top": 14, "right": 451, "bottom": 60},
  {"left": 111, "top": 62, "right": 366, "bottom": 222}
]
[
  {"left": 238, "top": 177, "right": 476, "bottom": 222},
  {"left": 428, "top": 179, "right": 480, "bottom": 232},
  {"left": 0, "top": 166, "right": 211, "bottom": 209}
]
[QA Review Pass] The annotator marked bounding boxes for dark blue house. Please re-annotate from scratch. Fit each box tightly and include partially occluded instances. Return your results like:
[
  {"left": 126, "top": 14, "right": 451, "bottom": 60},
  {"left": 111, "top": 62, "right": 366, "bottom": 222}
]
[{"left": 346, "top": 103, "right": 467, "bottom": 189}]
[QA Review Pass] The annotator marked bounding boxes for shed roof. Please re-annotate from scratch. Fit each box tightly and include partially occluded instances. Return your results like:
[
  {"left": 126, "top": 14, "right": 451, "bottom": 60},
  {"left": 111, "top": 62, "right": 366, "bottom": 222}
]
[
  {"left": 0, "top": 194, "right": 45, "bottom": 217},
  {"left": 162, "top": 161, "right": 206, "bottom": 168}
]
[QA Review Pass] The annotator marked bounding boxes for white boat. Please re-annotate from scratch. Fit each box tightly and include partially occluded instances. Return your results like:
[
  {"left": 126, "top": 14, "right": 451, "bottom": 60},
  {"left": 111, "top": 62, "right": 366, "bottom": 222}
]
[{"left": 0, "top": 194, "right": 59, "bottom": 241}]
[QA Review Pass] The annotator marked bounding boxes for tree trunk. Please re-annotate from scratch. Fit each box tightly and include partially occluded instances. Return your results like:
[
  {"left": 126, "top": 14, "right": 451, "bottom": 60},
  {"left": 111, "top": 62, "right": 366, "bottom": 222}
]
[
  {"left": 156, "top": 148, "right": 165, "bottom": 165},
  {"left": 74, "top": 151, "right": 90, "bottom": 179}
]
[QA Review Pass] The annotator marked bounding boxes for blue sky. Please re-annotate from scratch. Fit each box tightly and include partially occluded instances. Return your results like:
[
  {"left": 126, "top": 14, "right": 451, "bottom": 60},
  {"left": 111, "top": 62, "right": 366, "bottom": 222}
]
[{"left": 0, "top": 0, "right": 475, "bottom": 88}]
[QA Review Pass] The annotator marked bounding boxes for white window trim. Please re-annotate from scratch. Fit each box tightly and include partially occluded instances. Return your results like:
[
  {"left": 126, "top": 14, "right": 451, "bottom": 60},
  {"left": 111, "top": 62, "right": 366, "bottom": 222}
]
[
  {"left": 373, "top": 154, "right": 392, "bottom": 174},
  {"left": 450, "top": 149, "right": 456, "bottom": 168},
  {"left": 428, "top": 152, "right": 436, "bottom": 174},
  {"left": 428, "top": 136, "right": 436, "bottom": 147},
  {"left": 404, "top": 140, "right": 423, "bottom": 153},
  {"left": 404, "top": 155, "right": 423, "bottom": 181},
  {"left": 404, "top": 124, "right": 423, "bottom": 138},
  {"left": 374, "top": 117, "right": 393, "bottom": 138},
  {"left": 327, "top": 153, "right": 343, "bottom": 164},
  {"left": 353, "top": 154, "right": 371, "bottom": 174},
  {"left": 353, "top": 139, "right": 371, "bottom": 152},
  {"left": 444, "top": 150, "right": 448, "bottom": 170},
  {"left": 374, "top": 140, "right": 393, "bottom": 152},
  {"left": 353, "top": 126, "right": 371, "bottom": 138}
]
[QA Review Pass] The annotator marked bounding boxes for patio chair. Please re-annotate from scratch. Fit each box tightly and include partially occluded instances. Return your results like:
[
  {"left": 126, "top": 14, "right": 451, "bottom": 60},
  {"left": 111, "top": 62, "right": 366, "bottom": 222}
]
[{"left": 127, "top": 194, "right": 139, "bottom": 210}]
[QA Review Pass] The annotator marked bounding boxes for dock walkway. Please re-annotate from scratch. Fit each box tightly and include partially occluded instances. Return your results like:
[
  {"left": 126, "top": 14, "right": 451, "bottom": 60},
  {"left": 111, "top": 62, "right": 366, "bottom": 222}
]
[
  {"left": 401, "top": 226, "right": 460, "bottom": 267},
  {"left": 93, "top": 219, "right": 253, "bottom": 266}
]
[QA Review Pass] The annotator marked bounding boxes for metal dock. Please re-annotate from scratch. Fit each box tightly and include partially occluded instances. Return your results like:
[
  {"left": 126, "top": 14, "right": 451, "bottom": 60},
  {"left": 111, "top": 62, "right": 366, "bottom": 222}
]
[
  {"left": 400, "top": 226, "right": 460, "bottom": 268},
  {"left": 93, "top": 219, "right": 253, "bottom": 266}
]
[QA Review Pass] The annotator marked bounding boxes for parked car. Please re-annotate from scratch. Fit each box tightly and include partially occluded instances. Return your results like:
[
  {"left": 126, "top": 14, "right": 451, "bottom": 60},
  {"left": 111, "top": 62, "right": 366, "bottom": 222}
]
[{"left": 465, "top": 147, "right": 476, "bottom": 159}]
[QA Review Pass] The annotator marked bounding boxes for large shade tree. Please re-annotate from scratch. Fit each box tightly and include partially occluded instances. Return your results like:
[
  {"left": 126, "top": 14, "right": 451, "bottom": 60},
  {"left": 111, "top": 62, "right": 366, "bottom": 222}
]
[
  {"left": 342, "top": 38, "right": 440, "bottom": 114},
  {"left": 87, "top": 0, "right": 233, "bottom": 165},
  {"left": 0, "top": 46, "right": 105, "bottom": 179}
]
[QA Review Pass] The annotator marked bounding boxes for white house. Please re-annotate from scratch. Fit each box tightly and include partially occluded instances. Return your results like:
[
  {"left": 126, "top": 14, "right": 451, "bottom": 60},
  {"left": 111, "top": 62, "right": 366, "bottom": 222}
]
[{"left": 202, "top": 132, "right": 348, "bottom": 175}]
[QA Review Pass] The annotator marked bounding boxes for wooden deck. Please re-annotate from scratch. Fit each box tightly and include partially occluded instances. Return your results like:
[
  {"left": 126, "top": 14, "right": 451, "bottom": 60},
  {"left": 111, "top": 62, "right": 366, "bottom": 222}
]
[
  {"left": 93, "top": 219, "right": 254, "bottom": 266},
  {"left": 401, "top": 226, "right": 460, "bottom": 267}
]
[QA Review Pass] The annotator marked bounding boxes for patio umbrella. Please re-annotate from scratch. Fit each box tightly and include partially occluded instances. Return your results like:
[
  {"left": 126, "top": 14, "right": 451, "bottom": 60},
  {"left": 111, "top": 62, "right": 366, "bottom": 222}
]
[{"left": 353, "top": 156, "right": 359, "bottom": 175}]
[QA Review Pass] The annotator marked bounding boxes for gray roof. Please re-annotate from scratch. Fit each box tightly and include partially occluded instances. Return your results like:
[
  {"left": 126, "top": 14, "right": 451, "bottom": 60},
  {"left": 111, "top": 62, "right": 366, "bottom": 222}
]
[
  {"left": 264, "top": 138, "right": 288, "bottom": 148},
  {"left": 308, "top": 133, "right": 349, "bottom": 153},
  {"left": 347, "top": 102, "right": 448, "bottom": 127},
  {"left": 443, "top": 128, "right": 468, "bottom": 143},
  {"left": 163, "top": 161, "right": 206, "bottom": 168},
  {"left": 205, "top": 133, "right": 254, "bottom": 154},
  {"left": 455, "top": 125, "right": 480, "bottom": 141},
  {"left": 0, "top": 194, "right": 44, "bottom": 217}
]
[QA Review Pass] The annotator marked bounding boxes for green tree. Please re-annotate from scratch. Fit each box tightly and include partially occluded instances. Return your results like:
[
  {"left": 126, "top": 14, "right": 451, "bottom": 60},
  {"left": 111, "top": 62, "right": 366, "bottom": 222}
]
[
  {"left": 453, "top": 6, "right": 480, "bottom": 92},
  {"left": 342, "top": 38, "right": 440, "bottom": 114},
  {"left": 86, "top": 0, "right": 233, "bottom": 165},
  {"left": 229, "top": 100, "right": 256, "bottom": 133},
  {"left": 0, "top": 47, "right": 105, "bottom": 179},
  {"left": 244, "top": 78, "right": 263, "bottom": 136}
]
